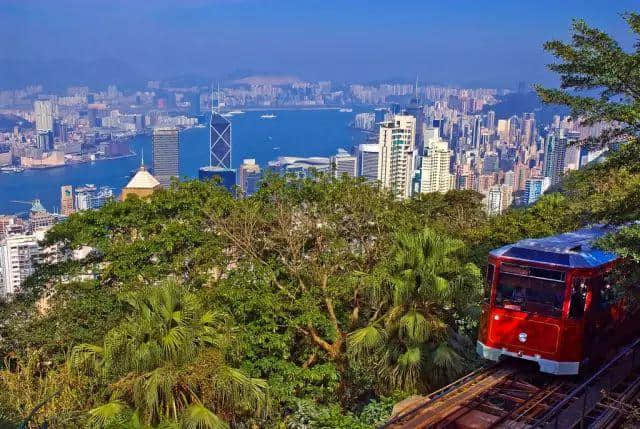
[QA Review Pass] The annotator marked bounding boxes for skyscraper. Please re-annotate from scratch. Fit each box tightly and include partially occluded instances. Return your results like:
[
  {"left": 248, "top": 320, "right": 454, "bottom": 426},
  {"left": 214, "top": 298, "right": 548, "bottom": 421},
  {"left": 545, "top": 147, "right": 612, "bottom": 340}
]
[
  {"left": 210, "top": 89, "right": 232, "bottom": 169},
  {"left": 486, "top": 110, "right": 496, "bottom": 131},
  {"left": 377, "top": 115, "right": 416, "bottom": 199},
  {"left": 34, "top": 100, "right": 54, "bottom": 132},
  {"left": 60, "top": 185, "right": 74, "bottom": 216},
  {"left": 356, "top": 143, "right": 380, "bottom": 182},
  {"left": 330, "top": 149, "right": 357, "bottom": 178},
  {"left": 152, "top": 127, "right": 180, "bottom": 188},
  {"left": 0, "top": 233, "right": 41, "bottom": 297},
  {"left": 420, "top": 137, "right": 453, "bottom": 194},
  {"left": 524, "top": 177, "right": 551, "bottom": 205},
  {"left": 237, "top": 159, "right": 262, "bottom": 196}
]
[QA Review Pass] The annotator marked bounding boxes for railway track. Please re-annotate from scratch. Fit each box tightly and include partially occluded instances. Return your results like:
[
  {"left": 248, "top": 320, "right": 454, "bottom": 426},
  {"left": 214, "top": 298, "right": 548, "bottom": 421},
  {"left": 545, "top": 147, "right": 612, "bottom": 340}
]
[{"left": 380, "top": 338, "right": 640, "bottom": 429}]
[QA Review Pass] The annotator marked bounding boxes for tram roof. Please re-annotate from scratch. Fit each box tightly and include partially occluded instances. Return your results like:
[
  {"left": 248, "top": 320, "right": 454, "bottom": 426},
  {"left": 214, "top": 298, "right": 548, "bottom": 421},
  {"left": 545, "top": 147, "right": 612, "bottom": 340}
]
[{"left": 490, "top": 225, "right": 619, "bottom": 269}]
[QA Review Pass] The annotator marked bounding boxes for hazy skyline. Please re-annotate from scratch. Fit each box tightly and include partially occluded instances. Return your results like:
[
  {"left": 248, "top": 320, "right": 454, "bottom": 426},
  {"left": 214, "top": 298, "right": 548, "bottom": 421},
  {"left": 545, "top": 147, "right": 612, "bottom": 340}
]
[{"left": 1, "top": 0, "right": 637, "bottom": 88}]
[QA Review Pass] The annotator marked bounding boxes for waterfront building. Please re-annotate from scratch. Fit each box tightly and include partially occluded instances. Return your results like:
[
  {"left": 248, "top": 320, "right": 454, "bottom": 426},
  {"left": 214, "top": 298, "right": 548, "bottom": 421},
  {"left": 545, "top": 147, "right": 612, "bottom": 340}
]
[
  {"left": 377, "top": 115, "right": 416, "bottom": 199},
  {"left": 199, "top": 166, "right": 236, "bottom": 193},
  {"left": 34, "top": 100, "right": 54, "bottom": 132},
  {"left": 152, "top": 127, "right": 180, "bottom": 188},
  {"left": 60, "top": 185, "right": 74, "bottom": 216},
  {"left": 237, "top": 159, "right": 261, "bottom": 196},
  {"left": 267, "top": 156, "right": 330, "bottom": 179},
  {"left": 420, "top": 137, "right": 453, "bottom": 194},
  {"left": 210, "top": 101, "right": 232, "bottom": 169},
  {"left": 356, "top": 144, "right": 379, "bottom": 182},
  {"left": 354, "top": 112, "right": 376, "bottom": 131},
  {"left": 330, "top": 148, "right": 357, "bottom": 178},
  {"left": 74, "top": 185, "right": 108, "bottom": 211}
]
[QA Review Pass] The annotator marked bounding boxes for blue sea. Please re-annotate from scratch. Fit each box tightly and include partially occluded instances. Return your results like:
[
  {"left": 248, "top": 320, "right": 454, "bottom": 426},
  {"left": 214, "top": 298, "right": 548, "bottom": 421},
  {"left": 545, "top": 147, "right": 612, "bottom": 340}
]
[{"left": 0, "top": 109, "right": 368, "bottom": 214}]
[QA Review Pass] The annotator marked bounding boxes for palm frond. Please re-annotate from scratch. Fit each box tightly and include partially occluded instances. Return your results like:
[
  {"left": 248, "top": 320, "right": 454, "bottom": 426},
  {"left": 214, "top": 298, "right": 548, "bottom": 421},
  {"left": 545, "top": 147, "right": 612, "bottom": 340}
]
[{"left": 182, "top": 404, "right": 228, "bottom": 429}]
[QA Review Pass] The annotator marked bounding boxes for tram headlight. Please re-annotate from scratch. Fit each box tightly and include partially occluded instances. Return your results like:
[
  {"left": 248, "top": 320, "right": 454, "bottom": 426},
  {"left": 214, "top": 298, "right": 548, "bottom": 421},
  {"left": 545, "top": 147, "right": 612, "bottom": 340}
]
[{"left": 518, "top": 332, "right": 527, "bottom": 343}]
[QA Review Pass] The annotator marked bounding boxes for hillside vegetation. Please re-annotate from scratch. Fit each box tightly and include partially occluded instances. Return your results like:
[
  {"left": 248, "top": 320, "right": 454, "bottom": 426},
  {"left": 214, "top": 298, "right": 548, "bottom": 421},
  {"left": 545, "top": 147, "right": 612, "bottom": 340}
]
[{"left": 1, "top": 13, "right": 640, "bottom": 428}]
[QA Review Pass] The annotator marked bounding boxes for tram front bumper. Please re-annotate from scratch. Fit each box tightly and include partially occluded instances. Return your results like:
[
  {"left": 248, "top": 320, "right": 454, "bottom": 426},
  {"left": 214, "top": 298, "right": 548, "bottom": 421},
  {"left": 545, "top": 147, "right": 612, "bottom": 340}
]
[{"left": 476, "top": 341, "right": 580, "bottom": 375}]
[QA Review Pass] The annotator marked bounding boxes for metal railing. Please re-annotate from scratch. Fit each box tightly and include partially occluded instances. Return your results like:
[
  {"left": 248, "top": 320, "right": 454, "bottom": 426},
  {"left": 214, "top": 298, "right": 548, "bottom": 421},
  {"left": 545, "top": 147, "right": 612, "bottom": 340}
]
[{"left": 532, "top": 336, "right": 640, "bottom": 429}]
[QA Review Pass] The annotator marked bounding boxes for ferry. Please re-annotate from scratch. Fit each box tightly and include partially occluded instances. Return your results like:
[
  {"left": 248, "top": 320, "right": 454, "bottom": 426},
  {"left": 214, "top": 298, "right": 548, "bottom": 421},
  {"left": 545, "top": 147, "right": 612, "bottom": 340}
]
[
  {"left": 1, "top": 166, "right": 25, "bottom": 173},
  {"left": 228, "top": 110, "right": 245, "bottom": 115},
  {"left": 221, "top": 113, "right": 234, "bottom": 118},
  {"left": 261, "top": 113, "right": 277, "bottom": 119},
  {"left": 194, "top": 124, "right": 206, "bottom": 128},
  {"left": 339, "top": 108, "right": 353, "bottom": 113}
]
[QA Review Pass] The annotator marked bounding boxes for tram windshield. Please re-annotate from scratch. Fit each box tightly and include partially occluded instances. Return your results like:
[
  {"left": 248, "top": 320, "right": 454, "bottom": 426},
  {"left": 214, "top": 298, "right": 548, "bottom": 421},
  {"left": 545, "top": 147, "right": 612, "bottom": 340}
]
[{"left": 494, "top": 264, "right": 566, "bottom": 318}]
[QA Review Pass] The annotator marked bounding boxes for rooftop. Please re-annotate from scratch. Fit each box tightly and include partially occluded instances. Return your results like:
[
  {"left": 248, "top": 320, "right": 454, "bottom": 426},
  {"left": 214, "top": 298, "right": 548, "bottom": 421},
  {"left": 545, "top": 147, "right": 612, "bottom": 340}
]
[
  {"left": 490, "top": 225, "right": 620, "bottom": 268},
  {"left": 125, "top": 166, "right": 161, "bottom": 189}
]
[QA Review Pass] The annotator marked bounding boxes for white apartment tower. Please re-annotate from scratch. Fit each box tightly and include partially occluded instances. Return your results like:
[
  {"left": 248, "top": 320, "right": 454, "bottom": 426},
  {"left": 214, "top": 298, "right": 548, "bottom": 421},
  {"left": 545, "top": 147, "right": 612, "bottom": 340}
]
[
  {"left": 356, "top": 144, "right": 380, "bottom": 182},
  {"left": 34, "top": 100, "right": 54, "bottom": 132},
  {"left": 420, "top": 137, "right": 454, "bottom": 194},
  {"left": 377, "top": 115, "right": 416, "bottom": 199},
  {"left": 0, "top": 233, "right": 41, "bottom": 298},
  {"left": 331, "top": 148, "right": 357, "bottom": 178}
]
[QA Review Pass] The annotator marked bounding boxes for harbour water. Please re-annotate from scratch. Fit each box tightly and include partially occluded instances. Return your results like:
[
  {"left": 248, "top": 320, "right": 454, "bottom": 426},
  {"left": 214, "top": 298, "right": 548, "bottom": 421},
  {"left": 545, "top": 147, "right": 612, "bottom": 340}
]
[{"left": 0, "top": 109, "right": 368, "bottom": 214}]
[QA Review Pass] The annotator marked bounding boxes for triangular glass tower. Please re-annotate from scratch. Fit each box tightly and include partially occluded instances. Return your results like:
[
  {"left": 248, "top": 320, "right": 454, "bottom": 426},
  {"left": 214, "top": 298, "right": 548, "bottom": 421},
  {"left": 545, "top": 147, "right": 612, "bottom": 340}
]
[{"left": 209, "top": 86, "right": 231, "bottom": 168}]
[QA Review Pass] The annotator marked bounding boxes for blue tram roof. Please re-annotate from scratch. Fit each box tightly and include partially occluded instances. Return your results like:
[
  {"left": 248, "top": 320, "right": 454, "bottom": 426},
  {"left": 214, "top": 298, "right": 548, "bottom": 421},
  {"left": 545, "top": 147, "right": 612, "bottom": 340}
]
[{"left": 490, "top": 225, "right": 619, "bottom": 269}]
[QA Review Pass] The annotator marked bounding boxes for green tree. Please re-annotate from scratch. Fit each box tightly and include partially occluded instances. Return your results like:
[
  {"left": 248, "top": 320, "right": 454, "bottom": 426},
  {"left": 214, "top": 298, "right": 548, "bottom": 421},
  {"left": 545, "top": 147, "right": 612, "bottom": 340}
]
[
  {"left": 69, "top": 278, "right": 266, "bottom": 427},
  {"left": 535, "top": 12, "right": 640, "bottom": 291},
  {"left": 349, "top": 229, "right": 482, "bottom": 392}
]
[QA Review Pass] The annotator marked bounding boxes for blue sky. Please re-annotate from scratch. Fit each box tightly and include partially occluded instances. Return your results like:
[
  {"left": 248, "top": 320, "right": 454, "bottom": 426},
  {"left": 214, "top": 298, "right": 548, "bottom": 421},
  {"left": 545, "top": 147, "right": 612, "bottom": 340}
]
[{"left": 1, "top": 0, "right": 637, "bottom": 86}]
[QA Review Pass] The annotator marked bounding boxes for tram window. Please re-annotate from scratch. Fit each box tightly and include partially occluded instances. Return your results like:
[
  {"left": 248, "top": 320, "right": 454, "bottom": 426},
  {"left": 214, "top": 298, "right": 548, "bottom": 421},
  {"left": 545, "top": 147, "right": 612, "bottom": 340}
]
[
  {"left": 485, "top": 264, "right": 495, "bottom": 301},
  {"left": 569, "top": 278, "right": 587, "bottom": 319},
  {"left": 494, "top": 272, "right": 565, "bottom": 317}
]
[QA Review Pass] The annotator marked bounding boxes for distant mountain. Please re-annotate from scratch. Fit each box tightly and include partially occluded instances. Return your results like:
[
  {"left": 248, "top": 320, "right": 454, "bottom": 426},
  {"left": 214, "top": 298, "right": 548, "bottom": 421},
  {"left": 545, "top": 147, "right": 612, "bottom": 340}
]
[
  {"left": 484, "top": 91, "right": 569, "bottom": 124},
  {"left": 0, "top": 58, "right": 147, "bottom": 92},
  {"left": 0, "top": 113, "right": 32, "bottom": 132}
]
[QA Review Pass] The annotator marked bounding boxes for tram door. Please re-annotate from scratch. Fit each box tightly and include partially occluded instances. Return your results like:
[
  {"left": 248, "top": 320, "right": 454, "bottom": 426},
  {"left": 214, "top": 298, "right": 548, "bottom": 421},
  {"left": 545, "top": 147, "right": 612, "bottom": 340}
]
[{"left": 568, "top": 276, "right": 593, "bottom": 362}]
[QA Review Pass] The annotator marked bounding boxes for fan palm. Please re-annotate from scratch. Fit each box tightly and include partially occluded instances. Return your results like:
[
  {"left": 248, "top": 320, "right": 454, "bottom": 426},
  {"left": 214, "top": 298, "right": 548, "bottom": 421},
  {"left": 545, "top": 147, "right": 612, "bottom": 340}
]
[
  {"left": 70, "top": 278, "right": 266, "bottom": 427},
  {"left": 349, "top": 228, "right": 482, "bottom": 392}
]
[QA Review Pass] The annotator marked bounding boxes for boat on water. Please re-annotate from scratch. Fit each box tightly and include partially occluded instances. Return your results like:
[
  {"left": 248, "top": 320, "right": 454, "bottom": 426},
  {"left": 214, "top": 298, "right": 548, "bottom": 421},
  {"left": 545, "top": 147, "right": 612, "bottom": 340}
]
[
  {"left": 228, "top": 110, "right": 245, "bottom": 115},
  {"left": 194, "top": 124, "right": 206, "bottom": 128},
  {"left": 339, "top": 108, "right": 353, "bottom": 113},
  {"left": 1, "top": 166, "right": 25, "bottom": 173},
  {"left": 221, "top": 113, "right": 234, "bottom": 118},
  {"left": 261, "top": 113, "right": 277, "bottom": 119}
]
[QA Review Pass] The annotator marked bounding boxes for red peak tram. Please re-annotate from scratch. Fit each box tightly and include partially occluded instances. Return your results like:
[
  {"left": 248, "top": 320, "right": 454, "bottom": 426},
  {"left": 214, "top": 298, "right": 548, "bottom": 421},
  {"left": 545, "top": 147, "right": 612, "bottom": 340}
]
[{"left": 477, "top": 226, "right": 638, "bottom": 375}]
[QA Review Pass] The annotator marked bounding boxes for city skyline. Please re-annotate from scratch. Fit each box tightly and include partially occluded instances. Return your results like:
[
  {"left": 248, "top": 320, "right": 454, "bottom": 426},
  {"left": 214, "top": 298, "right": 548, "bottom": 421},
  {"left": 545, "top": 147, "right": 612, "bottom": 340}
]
[{"left": 1, "top": 1, "right": 637, "bottom": 89}]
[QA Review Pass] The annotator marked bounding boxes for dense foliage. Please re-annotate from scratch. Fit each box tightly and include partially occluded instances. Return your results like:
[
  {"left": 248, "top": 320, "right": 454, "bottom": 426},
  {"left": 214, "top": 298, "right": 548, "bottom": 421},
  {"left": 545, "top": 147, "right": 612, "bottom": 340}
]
[{"left": 1, "top": 12, "right": 640, "bottom": 428}]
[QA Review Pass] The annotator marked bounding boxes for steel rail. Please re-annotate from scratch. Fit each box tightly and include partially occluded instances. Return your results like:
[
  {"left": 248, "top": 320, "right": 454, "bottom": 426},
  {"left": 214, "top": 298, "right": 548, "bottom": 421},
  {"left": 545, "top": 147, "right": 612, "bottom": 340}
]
[{"left": 377, "top": 362, "right": 501, "bottom": 429}]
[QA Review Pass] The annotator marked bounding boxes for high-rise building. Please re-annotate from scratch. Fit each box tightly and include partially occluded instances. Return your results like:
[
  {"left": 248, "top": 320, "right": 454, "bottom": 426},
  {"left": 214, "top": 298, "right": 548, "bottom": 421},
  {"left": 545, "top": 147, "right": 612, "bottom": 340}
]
[
  {"left": 237, "top": 159, "right": 261, "bottom": 196},
  {"left": 524, "top": 177, "right": 551, "bottom": 205},
  {"left": 377, "top": 115, "right": 416, "bottom": 199},
  {"left": 420, "top": 138, "right": 453, "bottom": 194},
  {"left": 471, "top": 115, "right": 482, "bottom": 149},
  {"left": 486, "top": 186, "right": 503, "bottom": 215},
  {"left": 187, "top": 92, "right": 201, "bottom": 117},
  {"left": 152, "top": 127, "right": 180, "bottom": 188},
  {"left": 549, "top": 132, "right": 568, "bottom": 186},
  {"left": 497, "top": 119, "right": 510, "bottom": 142},
  {"left": 331, "top": 148, "right": 357, "bottom": 178},
  {"left": 0, "top": 233, "right": 41, "bottom": 297},
  {"left": 60, "top": 185, "right": 74, "bottom": 216},
  {"left": 486, "top": 110, "right": 496, "bottom": 131},
  {"left": 34, "top": 100, "right": 54, "bottom": 132},
  {"left": 199, "top": 166, "right": 236, "bottom": 193},
  {"left": 356, "top": 144, "right": 380, "bottom": 182},
  {"left": 210, "top": 96, "right": 232, "bottom": 169}
]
